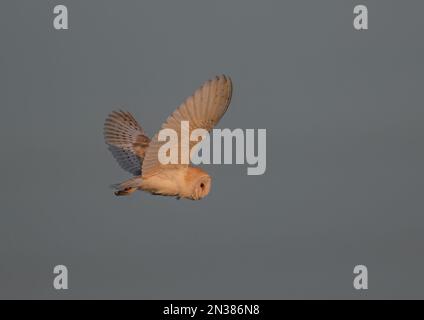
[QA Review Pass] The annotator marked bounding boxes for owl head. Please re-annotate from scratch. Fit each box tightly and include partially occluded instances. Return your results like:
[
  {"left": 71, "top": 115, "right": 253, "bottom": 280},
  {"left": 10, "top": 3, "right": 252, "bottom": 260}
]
[{"left": 185, "top": 167, "right": 212, "bottom": 200}]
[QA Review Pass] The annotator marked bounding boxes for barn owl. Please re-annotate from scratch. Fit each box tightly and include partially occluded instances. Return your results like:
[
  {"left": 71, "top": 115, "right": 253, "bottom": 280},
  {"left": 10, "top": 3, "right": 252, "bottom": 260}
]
[{"left": 104, "top": 75, "right": 233, "bottom": 200}]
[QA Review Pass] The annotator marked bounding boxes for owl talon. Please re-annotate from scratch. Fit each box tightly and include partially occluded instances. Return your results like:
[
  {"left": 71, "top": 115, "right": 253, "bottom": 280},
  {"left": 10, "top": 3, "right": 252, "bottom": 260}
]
[{"left": 114, "top": 187, "right": 137, "bottom": 196}]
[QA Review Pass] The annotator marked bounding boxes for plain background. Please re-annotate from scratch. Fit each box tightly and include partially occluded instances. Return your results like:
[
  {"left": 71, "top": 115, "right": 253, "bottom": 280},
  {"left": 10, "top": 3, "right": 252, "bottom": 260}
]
[{"left": 0, "top": 0, "right": 423, "bottom": 299}]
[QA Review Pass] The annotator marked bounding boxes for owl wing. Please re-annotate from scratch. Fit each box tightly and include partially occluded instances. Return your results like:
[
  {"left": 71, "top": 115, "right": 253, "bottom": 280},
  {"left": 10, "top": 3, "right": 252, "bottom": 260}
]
[
  {"left": 142, "top": 75, "right": 232, "bottom": 177},
  {"left": 104, "top": 110, "right": 151, "bottom": 176}
]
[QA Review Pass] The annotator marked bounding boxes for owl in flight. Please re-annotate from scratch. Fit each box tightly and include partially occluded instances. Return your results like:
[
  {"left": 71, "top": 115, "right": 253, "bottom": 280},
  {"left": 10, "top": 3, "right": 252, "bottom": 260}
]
[{"left": 104, "top": 75, "right": 233, "bottom": 200}]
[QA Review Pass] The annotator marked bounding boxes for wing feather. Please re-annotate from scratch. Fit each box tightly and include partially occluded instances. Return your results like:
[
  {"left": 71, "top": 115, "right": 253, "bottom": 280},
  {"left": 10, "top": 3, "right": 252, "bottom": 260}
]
[{"left": 104, "top": 110, "right": 150, "bottom": 176}]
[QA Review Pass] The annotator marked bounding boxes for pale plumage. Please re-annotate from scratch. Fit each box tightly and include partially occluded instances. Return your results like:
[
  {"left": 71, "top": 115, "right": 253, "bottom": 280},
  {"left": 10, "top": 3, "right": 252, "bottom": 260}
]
[{"left": 103, "top": 75, "right": 232, "bottom": 200}]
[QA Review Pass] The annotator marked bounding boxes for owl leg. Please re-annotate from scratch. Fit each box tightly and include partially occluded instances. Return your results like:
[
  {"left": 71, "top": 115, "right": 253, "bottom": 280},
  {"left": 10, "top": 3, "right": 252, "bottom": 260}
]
[
  {"left": 111, "top": 176, "right": 143, "bottom": 196},
  {"left": 114, "top": 187, "right": 137, "bottom": 196}
]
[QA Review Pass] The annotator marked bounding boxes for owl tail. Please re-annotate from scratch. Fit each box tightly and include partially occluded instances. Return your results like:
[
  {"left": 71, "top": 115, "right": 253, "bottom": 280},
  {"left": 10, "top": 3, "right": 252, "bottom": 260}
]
[{"left": 111, "top": 176, "right": 143, "bottom": 196}]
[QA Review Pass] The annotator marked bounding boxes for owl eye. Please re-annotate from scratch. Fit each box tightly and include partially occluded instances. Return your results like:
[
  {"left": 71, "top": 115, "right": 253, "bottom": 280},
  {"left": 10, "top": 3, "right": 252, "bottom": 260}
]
[{"left": 200, "top": 183, "right": 205, "bottom": 190}]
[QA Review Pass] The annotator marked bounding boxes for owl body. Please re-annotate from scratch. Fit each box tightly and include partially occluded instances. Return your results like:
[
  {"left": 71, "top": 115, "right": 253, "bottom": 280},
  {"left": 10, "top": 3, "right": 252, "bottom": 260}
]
[
  {"left": 139, "top": 167, "right": 211, "bottom": 200},
  {"left": 103, "top": 75, "right": 232, "bottom": 200}
]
